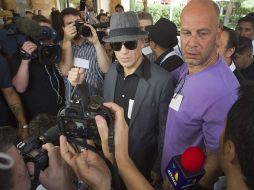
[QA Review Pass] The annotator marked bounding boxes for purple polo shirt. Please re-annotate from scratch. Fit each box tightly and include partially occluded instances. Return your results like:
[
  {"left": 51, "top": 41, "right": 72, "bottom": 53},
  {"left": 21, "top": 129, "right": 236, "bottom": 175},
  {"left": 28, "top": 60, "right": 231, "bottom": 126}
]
[{"left": 161, "top": 56, "right": 239, "bottom": 177}]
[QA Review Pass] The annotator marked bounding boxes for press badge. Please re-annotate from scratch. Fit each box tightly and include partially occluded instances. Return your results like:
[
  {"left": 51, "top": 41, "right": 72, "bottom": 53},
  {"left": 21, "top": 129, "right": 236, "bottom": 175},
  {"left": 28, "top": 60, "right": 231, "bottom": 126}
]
[
  {"left": 169, "top": 93, "right": 183, "bottom": 111},
  {"left": 74, "top": 58, "right": 90, "bottom": 69},
  {"left": 128, "top": 99, "right": 134, "bottom": 119},
  {"left": 142, "top": 46, "right": 152, "bottom": 55}
]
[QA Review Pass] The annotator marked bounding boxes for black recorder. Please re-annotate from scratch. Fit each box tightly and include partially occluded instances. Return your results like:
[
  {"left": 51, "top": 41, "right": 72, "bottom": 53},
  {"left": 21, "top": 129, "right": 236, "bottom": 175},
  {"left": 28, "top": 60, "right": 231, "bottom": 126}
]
[{"left": 57, "top": 84, "right": 115, "bottom": 152}]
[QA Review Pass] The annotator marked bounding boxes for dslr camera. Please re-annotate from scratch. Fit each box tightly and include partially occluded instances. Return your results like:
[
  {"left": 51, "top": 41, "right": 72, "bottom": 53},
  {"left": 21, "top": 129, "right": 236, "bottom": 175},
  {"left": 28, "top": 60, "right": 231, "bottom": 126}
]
[
  {"left": 75, "top": 20, "right": 92, "bottom": 37},
  {"left": 16, "top": 136, "right": 48, "bottom": 171},
  {"left": 16, "top": 126, "right": 60, "bottom": 189},
  {"left": 74, "top": 20, "right": 110, "bottom": 38},
  {"left": 58, "top": 84, "right": 114, "bottom": 151}
]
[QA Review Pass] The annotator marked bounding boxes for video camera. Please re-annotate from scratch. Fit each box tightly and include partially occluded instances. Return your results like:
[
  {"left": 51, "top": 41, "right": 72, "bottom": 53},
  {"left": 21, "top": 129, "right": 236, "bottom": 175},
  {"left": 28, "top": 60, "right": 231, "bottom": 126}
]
[
  {"left": 75, "top": 20, "right": 110, "bottom": 37},
  {"left": 18, "top": 23, "right": 61, "bottom": 66}
]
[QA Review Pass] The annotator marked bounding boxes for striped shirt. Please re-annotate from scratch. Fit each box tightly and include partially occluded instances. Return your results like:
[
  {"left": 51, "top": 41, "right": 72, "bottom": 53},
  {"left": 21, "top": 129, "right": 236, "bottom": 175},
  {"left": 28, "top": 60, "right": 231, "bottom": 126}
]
[{"left": 72, "top": 42, "right": 104, "bottom": 96}]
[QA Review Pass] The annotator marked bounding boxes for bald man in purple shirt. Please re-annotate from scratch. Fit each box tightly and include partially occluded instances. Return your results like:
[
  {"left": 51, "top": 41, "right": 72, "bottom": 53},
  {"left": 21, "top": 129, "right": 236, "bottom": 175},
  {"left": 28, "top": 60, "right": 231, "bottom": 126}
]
[{"left": 161, "top": 0, "right": 239, "bottom": 189}]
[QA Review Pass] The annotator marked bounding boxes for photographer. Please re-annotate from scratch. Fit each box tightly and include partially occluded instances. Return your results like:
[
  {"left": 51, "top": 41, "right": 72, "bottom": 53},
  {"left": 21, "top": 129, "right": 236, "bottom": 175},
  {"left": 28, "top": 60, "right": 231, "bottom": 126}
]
[
  {"left": 59, "top": 8, "right": 110, "bottom": 97},
  {"left": 10, "top": 15, "right": 65, "bottom": 123},
  {"left": 0, "top": 126, "right": 76, "bottom": 190}
]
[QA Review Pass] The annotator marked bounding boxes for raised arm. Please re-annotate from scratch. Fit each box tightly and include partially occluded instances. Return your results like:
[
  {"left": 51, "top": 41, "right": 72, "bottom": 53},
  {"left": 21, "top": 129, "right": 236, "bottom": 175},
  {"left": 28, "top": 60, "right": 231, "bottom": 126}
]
[
  {"left": 86, "top": 24, "right": 111, "bottom": 73},
  {"left": 12, "top": 41, "right": 37, "bottom": 93},
  {"left": 59, "top": 22, "right": 76, "bottom": 76}
]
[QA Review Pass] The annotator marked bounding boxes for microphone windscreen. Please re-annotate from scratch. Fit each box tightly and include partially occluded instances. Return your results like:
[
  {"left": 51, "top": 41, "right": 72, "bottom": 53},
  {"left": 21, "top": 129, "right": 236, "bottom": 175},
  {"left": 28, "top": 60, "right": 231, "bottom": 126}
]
[
  {"left": 180, "top": 147, "right": 205, "bottom": 173},
  {"left": 16, "top": 17, "right": 41, "bottom": 41}
]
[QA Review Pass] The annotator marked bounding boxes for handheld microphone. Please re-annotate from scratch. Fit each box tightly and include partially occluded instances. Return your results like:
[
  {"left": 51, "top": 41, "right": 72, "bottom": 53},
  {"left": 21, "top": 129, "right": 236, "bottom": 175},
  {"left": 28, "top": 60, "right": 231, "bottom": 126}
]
[
  {"left": 165, "top": 147, "right": 206, "bottom": 190},
  {"left": 15, "top": 17, "right": 41, "bottom": 41}
]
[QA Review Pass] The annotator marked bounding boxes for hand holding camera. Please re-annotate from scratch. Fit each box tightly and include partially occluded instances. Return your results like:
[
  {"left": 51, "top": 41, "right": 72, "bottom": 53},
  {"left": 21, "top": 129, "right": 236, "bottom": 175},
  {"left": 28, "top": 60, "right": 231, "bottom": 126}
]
[
  {"left": 95, "top": 102, "right": 130, "bottom": 164},
  {"left": 22, "top": 41, "right": 38, "bottom": 56},
  {"left": 26, "top": 143, "right": 76, "bottom": 190},
  {"left": 74, "top": 20, "right": 100, "bottom": 45},
  {"left": 20, "top": 41, "right": 37, "bottom": 61},
  {"left": 63, "top": 22, "right": 77, "bottom": 41},
  {"left": 60, "top": 135, "right": 112, "bottom": 190}
]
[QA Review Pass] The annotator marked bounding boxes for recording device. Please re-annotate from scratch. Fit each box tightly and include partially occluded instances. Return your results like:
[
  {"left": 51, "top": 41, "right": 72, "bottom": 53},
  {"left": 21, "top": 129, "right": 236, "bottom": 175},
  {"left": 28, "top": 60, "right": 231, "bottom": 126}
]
[
  {"left": 16, "top": 137, "right": 49, "bottom": 170},
  {"left": 75, "top": 20, "right": 110, "bottom": 38},
  {"left": 75, "top": 20, "right": 91, "bottom": 37},
  {"left": 166, "top": 147, "right": 206, "bottom": 190},
  {"left": 58, "top": 84, "right": 115, "bottom": 151},
  {"left": 16, "top": 126, "right": 60, "bottom": 170},
  {"left": 15, "top": 17, "right": 61, "bottom": 65},
  {"left": 16, "top": 126, "right": 60, "bottom": 189}
]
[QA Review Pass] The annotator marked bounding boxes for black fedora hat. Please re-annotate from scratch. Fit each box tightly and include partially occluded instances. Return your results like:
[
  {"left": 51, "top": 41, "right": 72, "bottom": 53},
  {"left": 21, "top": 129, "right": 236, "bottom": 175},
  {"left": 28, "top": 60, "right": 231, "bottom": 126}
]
[
  {"left": 146, "top": 18, "right": 178, "bottom": 49},
  {"left": 103, "top": 11, "right": 148, "bottom": 43}
]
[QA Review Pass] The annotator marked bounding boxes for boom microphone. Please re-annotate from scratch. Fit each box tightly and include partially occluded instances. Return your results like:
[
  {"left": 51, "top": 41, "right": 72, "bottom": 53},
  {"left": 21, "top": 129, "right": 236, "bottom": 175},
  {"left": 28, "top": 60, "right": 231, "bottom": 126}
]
[
  {"left": 16, "top": 17, "right": 41, "bottom": 41},
  {"left": 166, "top": 147, "right": 206, "bottom": 190}
]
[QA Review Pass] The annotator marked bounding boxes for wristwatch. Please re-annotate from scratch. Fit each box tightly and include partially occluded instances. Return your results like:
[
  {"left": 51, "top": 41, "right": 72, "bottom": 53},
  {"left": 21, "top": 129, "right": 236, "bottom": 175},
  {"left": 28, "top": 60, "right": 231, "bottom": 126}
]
[{"left": 22, "top": 125, "right": 29, "bottom": 129}]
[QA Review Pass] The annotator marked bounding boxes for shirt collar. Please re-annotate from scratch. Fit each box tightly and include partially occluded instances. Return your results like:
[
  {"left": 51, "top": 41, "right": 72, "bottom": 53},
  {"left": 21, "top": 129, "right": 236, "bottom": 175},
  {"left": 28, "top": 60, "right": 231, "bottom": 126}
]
[
  {"left": 116, "top": 56, "right": 150, "bottom": 80},
  {"left": 155, "top": 48, "right": 174, "bottom": 65}
]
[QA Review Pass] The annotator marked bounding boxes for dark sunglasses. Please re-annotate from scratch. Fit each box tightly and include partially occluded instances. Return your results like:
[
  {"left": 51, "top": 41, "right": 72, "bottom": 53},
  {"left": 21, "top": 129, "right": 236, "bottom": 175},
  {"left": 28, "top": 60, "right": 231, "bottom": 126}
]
[{"left": 110, "top": 41, "right": 138, "bottom": 51}]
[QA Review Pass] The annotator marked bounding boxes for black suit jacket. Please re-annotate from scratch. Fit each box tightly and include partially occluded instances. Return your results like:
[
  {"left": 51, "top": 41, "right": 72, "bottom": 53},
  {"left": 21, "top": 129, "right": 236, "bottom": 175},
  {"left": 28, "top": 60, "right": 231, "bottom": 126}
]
[{"left": 103, "top": 57, "right": 175, "bottom": 179}]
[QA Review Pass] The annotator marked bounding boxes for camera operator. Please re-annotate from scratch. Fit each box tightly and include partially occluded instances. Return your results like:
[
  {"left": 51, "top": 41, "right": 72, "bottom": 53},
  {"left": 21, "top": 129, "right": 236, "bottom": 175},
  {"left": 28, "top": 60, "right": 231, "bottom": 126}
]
[
  {"left": 59, "top": 8, "right": 110, "bottom": 97},
  {"left": 10, "top": 15, "right": 65, "bottom": 123},
  {"left": 0, "top": 126, "right": 76, "bottom": 190}
]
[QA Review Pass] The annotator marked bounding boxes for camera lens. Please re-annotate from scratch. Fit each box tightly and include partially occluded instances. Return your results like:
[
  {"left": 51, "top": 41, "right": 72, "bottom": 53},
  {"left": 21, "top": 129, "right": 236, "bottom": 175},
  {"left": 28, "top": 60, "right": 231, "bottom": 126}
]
[
  {"left": 81, "top": 25, "right": 91, "bottom": 37},
  {"left": 41, "top": 46, "right": 57, "bottom": 62},
  {"left": 39, "top": 44, "right": 61, "bottom": 65}
]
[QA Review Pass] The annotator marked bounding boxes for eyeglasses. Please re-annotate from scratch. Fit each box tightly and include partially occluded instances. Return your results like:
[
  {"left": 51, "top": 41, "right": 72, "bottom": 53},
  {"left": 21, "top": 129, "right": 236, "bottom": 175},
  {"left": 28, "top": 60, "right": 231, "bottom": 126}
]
[{"left": 110, "top": 41, "right": 138, "bottom": 51}]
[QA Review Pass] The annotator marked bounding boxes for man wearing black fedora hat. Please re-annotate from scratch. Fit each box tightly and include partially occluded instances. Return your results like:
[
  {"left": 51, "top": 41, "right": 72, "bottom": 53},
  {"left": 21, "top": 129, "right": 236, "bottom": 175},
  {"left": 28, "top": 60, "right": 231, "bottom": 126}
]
[
  {"left": 146, "top": 18, "right": 183, "bottom": 72},
  {"left": 102, "top": 11, "right": 175, "bottom": 183}
]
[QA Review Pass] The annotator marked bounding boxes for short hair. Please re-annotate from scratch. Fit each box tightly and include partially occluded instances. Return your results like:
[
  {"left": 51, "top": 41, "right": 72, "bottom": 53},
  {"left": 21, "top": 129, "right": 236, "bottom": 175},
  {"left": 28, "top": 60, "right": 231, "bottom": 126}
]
[
  {"left": 32, "top": 15, "right": 51, "bottom": 24},
  {"left": 115, "top": 4, "right": 124, "bottom": 11},
  {"left": 237, "top": 16, "right": 254, "bottom": 29},
  {"left": 137, "top": 11, "right": 153, "bottom": 25},
  {"left": 224, "top": 82, "right": 254, "bottom": 190},
  {"left": 97, "top": 13, "right": 107, "bottom": 21},
  {"left": 236, "top": 36, "right": 253, "bottom": 55},
  {"left": 222, "top": 26, "right": 238, "bottom": 57},
  {"left": 60, "top": 7, "right": 81, "bottom": 26},
  {"left": 29, "top": 113, "right": 57, "bottom": 137},
  {"left": 0, "top": 126, "right": 17, "bottom": 152}
]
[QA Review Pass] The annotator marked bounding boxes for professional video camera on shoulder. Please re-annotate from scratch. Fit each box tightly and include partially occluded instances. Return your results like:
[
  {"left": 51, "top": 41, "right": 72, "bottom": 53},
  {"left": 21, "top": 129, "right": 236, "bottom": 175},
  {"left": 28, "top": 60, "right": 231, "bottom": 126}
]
[{"left": 16, "top": 17, "right": 61, "bottom": 65}]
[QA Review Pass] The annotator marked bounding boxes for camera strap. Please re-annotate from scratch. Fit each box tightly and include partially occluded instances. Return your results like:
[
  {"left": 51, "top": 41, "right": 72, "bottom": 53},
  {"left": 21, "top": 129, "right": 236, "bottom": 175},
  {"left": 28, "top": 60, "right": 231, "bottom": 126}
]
[
  {"left": 30, "top": 163, "right": 41, "bottom": 190},
  {"left": 69, "top": 137, "right": 122, "bottom": 190},
  {"left": 68, "top": 137, "right": 99, "bottom": 154},
  {"left": 20, "top": 49, "right": 32, "bottom": 60}
]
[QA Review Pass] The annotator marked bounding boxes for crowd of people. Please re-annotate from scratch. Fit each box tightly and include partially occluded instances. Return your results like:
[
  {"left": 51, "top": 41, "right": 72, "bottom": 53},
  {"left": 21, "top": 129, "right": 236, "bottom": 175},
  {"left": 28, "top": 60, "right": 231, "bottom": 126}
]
[{"left": 0, "top": 0, "right": 254, "bottom": 190}]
